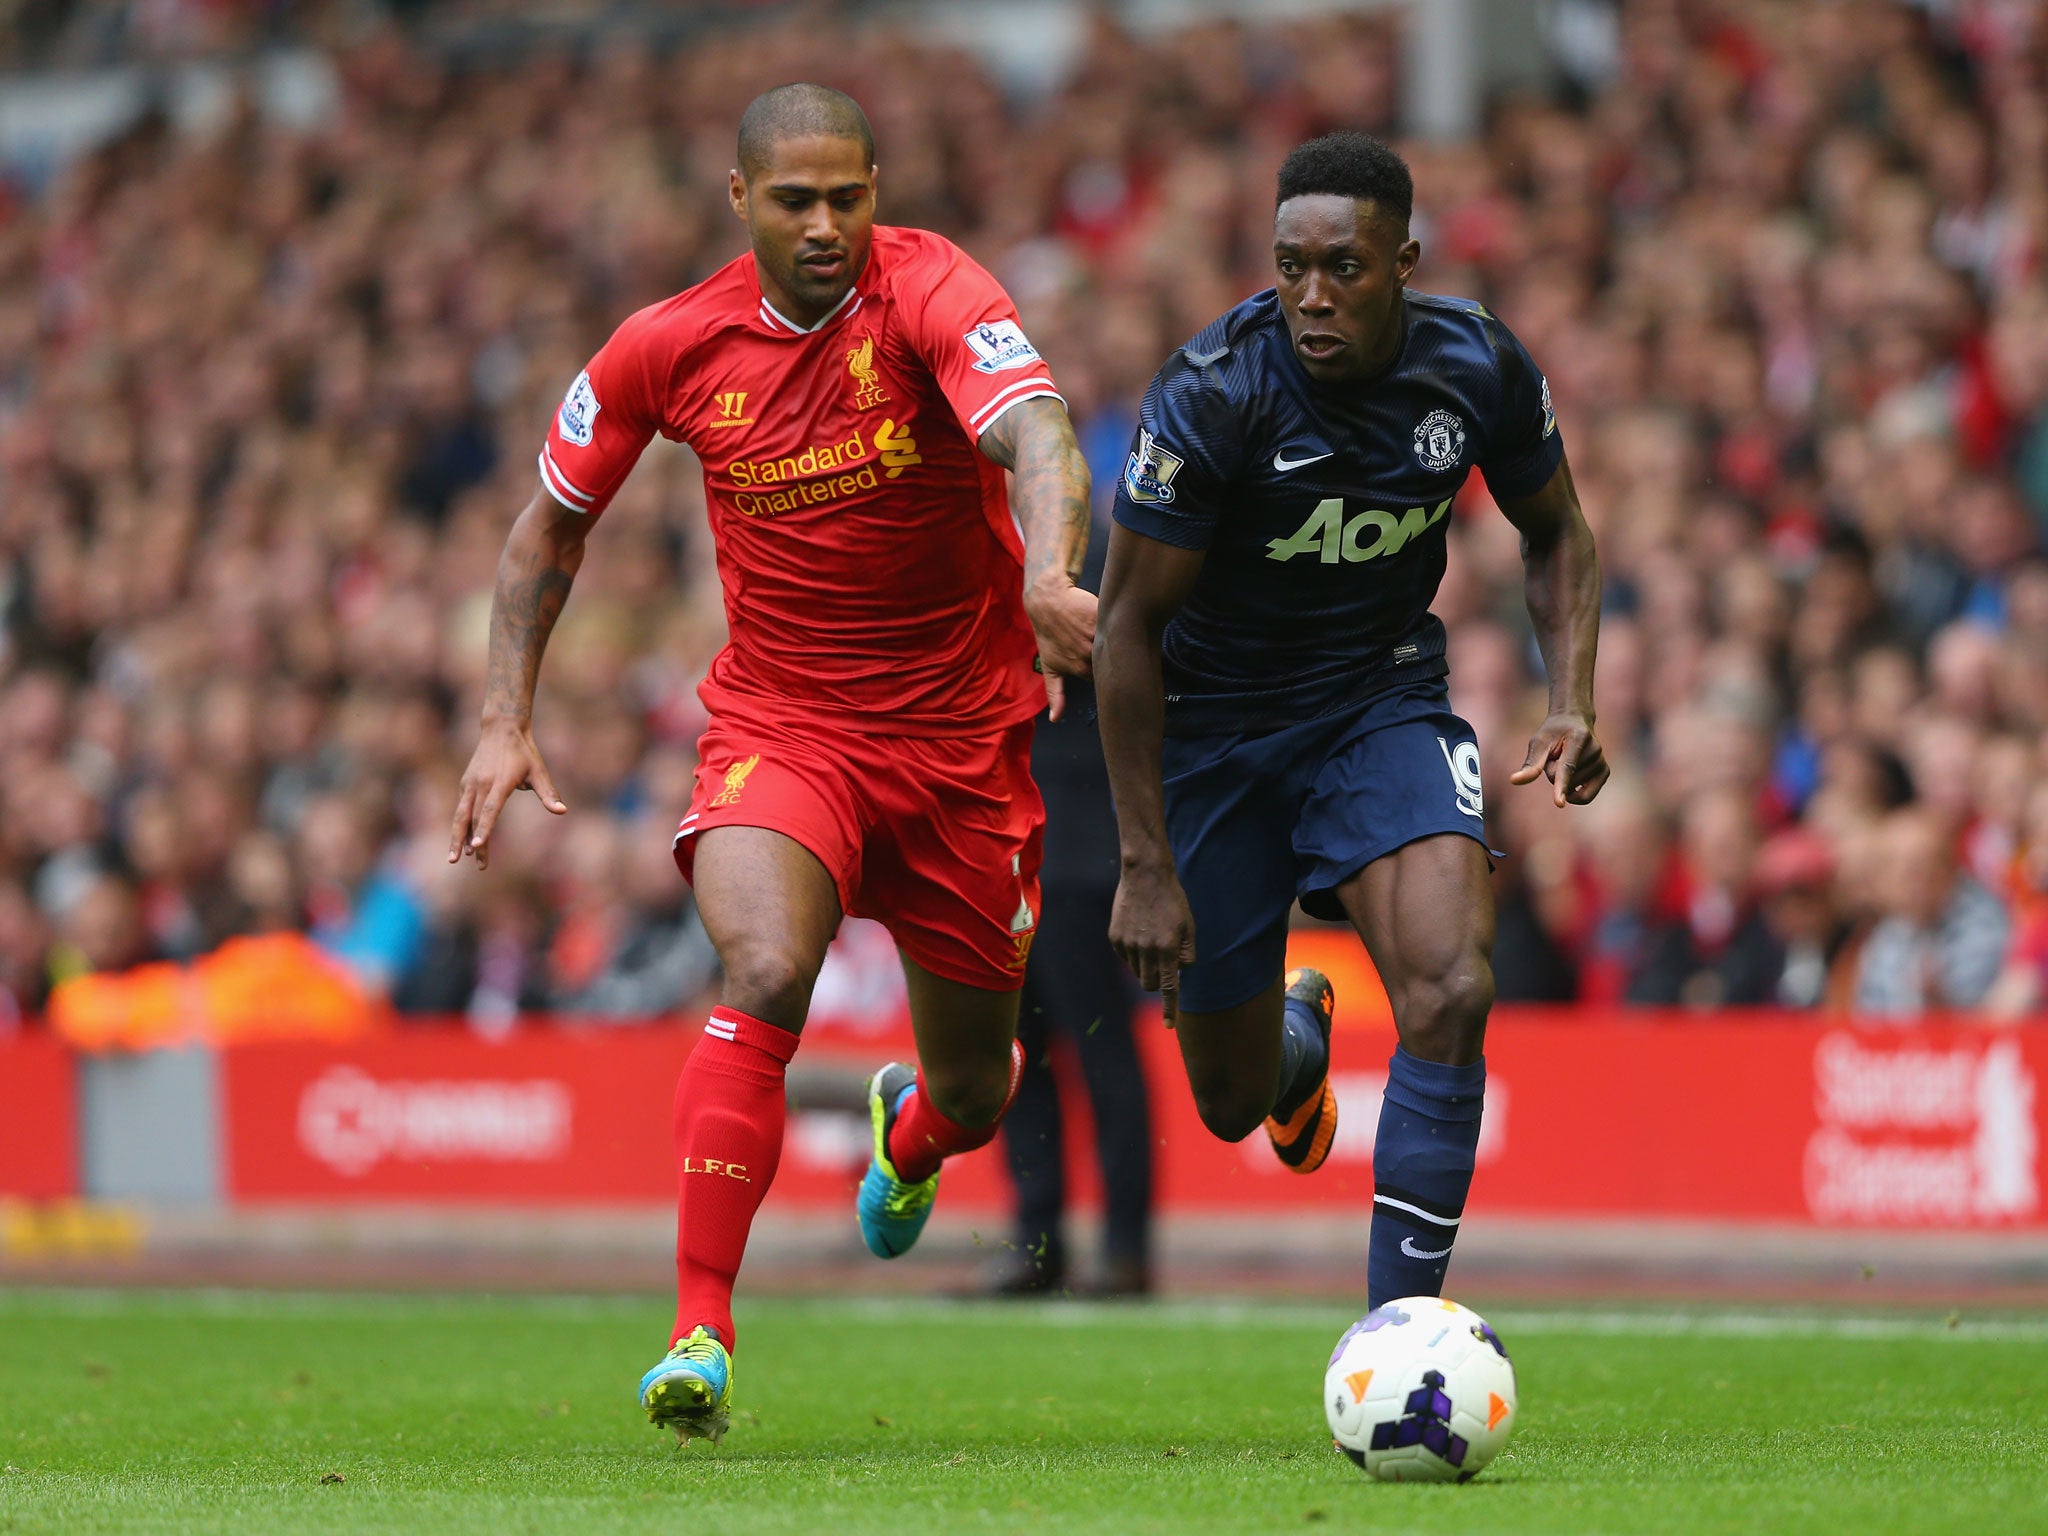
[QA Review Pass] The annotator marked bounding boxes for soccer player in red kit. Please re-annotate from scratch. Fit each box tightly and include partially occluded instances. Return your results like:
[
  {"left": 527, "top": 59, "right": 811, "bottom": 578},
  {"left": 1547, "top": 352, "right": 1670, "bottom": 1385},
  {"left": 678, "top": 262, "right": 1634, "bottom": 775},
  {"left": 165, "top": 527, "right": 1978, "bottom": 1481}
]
[{"left": 447, "top": 85, "right": 1094, "bottom": 1442}]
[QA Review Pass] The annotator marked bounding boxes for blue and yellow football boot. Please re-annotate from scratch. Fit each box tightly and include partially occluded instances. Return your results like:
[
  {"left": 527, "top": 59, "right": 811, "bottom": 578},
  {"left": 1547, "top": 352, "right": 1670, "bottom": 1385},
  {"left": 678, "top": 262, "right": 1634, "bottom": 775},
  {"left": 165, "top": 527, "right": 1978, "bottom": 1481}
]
[
  {"left": 1266, "top": 967, "right": 1339, "bottom": 1174},
  {"left": 856, "top": 1062, "right": 939, "bottom": 1258},
  {"left": 638, "top": 1325, "right": 733, "bottom": 1444}
]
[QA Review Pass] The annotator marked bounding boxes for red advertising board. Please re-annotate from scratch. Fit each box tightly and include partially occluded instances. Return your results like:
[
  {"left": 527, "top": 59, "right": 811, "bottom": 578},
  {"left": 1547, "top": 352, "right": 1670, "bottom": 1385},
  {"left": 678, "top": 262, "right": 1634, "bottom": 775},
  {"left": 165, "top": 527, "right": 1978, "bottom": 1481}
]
[
  {"left": 225, "top": 1029, "right": 688, "bottom": 1204},
  {"left": 217, "top": 1007, "right": 2048, "bottom": 1230},
  {"left": 207, "top": 913, "right": 2048, "bottom": 1227},
  {"left": 0, "top": 1034, "right": 78, "bottom": 1199}
]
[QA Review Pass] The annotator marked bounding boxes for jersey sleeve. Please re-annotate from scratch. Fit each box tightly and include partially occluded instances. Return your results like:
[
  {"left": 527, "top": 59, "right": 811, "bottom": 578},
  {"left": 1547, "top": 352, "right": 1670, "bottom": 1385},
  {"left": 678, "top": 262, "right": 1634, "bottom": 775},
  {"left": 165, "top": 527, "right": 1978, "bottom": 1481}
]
[
  {"left": 537, "top": 305, "right": 671, "bottom": 517},
  {"left": 1475, "top": 320, "right": 1564, "bottom": 501},
  {"left": 1109, "top": 358, "right": 1242, "bottom": 550},
  {"left": 900, "top": 238, "right": 1063, "bottom": 441}
]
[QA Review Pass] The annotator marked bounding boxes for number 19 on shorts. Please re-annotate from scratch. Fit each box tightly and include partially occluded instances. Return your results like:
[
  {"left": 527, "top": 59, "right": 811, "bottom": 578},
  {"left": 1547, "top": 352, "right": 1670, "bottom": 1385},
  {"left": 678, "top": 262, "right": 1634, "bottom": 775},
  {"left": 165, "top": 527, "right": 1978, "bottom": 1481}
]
[{"left": 1438, "top": 736, "right": 1483, "bottom": 820}]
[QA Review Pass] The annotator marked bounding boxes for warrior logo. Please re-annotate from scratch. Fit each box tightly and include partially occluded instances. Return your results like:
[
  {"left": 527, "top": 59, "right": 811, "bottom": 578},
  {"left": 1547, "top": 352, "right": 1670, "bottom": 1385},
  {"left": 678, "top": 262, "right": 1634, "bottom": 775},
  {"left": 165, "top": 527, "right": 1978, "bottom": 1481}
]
[{"left": 708, "top": 390, "right": 754, "bottom": 429}]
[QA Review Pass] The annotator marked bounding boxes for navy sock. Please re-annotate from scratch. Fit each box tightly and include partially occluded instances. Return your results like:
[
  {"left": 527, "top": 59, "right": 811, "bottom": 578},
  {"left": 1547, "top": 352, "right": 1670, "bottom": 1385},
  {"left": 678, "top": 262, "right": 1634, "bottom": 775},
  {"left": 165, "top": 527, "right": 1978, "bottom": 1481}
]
[
  {"left": 1367, "top": 1047, "right": 1485, "bottom": 1309},
  {"left": 1270, "top": 996, "right": 1328, "bottom": 1121}
]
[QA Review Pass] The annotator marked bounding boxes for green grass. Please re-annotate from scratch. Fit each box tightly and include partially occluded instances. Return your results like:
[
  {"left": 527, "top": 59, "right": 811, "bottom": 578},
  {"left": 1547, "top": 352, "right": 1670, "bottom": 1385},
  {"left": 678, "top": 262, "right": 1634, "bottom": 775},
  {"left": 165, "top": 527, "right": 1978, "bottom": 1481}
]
[{"left": 1, "top": 1290, "right": 2045, "bottom": 1535}]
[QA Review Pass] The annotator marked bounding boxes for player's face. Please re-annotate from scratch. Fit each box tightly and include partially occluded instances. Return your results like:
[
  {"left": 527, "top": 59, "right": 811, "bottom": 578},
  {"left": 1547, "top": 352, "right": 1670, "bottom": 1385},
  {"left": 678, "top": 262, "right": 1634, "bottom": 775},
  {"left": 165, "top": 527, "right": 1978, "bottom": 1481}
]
[
  {"left": 730, "top": 135, "right": 877, "bottom": 324},
  {"left": 1273, "top": 195, "right": 1420, "bottom": 383}
]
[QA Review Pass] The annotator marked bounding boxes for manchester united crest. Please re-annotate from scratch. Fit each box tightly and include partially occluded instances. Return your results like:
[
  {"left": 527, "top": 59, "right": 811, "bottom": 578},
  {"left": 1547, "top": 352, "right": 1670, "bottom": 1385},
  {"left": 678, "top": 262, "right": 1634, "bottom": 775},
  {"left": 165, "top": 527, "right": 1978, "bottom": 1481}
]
[{"left": 1412, "top": 409, "right": 1467, "bottom": 473}]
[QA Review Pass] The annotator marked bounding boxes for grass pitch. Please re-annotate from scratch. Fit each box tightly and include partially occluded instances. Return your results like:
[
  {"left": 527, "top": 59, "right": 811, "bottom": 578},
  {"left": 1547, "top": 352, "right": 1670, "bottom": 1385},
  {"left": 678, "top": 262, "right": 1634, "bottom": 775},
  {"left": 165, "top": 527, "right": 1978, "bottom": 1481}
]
[{"left": 1, "top": 1290, "right": 2044, "bottom": 1535}]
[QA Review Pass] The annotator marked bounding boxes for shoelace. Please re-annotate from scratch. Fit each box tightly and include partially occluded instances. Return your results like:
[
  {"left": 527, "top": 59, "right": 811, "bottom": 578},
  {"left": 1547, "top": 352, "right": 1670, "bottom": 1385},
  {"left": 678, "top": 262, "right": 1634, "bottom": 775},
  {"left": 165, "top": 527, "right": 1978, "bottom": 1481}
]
[
  {"left": 670, "top": 1330, "right": 724, "bottom": 1368},
  {"left": 882, "top": 1172, "right": 937, "bottom": 1218}
]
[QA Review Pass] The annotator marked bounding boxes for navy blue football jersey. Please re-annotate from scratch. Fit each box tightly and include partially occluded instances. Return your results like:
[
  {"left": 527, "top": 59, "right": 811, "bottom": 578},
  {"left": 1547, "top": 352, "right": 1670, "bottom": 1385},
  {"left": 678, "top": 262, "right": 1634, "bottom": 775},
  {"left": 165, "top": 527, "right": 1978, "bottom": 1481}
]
[{"left": 1111, "top": 288, "right": 1562, "bottom": 736}]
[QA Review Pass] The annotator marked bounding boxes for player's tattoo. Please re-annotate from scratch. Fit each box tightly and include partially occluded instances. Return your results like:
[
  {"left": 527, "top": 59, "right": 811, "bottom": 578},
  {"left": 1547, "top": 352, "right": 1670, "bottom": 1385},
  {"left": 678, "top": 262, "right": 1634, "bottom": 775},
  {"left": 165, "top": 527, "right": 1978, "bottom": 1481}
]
[
  {"left": 979, "top": 397, "right": 1090, "bottom": 589},
  {"left": 480, "top": 501, "right": 585, "bottom": 726}
]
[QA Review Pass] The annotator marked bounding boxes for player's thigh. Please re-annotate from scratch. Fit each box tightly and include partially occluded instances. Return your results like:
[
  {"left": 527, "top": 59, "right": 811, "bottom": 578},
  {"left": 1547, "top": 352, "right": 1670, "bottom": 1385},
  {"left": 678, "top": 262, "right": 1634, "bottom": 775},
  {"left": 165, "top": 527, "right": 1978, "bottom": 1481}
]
[
  {"left": 1294, "top": 686, "right": 1491, "bottom": 920},
  {"left": 860, "top": 722, "right": 1045, "bottom": 996},
  {"left": 691, "top": 826, "right": 846, "bottom": 1031},
  {"left": 1161, "top": 730, "right": 1302, "bottom": 1018},
  {"left": 1298, "top": 691, "right": 1495, "bottom": 1057},
  {"left": 1336, "top": 832, "right": 1495, "bottom": 990},
  {"left": 1334, "top": 834, "right": 1495, "bottom": 1063},
  {"left": 676, "top": 716, "right": 868, "bottom": 1030}
]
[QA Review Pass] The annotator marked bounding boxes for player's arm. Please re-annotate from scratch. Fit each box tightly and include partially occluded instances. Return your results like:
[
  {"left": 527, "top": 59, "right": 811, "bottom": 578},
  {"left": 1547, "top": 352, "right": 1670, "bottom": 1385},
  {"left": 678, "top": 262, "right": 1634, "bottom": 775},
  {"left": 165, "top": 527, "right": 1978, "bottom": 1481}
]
[
  {"left": 978, "top": 396, "right": 1096, "bottom": 720},
  {"left": 1496, "top": 452, "right": 1608, "bottom": 806},
  {"left": 451, "top": 310, "right": 663, "bottom": 866},
  {"left": 1094, "top": 523, "right": 1206, "bottom": 1017},
  {"left": 448, "top": 488, "right": 589, "bottom": 867}
]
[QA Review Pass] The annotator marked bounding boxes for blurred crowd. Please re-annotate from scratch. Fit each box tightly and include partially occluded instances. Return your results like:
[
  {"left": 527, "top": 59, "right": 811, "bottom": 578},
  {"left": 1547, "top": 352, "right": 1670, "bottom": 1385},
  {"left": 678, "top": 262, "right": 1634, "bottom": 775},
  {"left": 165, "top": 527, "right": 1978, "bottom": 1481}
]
[{"left": 0, "top": 1, "right": 2045, "bottom": 1028}]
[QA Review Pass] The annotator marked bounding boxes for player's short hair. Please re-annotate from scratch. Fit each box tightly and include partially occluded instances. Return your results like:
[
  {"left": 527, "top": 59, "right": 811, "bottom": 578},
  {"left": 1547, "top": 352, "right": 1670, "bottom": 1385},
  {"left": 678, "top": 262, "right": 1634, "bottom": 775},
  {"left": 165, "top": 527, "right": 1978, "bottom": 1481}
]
[
  {"left": 1276, "top": 132, "right": 1413, "bottom": 226},
  {"left": 737, "top": 83, "right": 875, "bottom": 180}
]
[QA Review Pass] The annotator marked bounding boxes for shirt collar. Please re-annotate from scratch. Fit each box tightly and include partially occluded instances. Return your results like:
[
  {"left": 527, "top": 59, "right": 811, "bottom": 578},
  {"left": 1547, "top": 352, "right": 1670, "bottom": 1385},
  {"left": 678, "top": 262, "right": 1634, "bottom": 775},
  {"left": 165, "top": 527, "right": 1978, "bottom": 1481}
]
[{"left": 758, "top": 283, "right": 863, "bottom": 336}]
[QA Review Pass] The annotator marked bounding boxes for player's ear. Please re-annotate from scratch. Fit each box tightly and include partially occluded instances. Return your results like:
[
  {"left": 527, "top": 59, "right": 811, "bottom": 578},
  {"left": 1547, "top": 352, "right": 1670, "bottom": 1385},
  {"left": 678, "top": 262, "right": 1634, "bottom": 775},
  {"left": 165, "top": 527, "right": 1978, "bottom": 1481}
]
[
  {"left": 1395, "top": 237, "right": 1421, "bottom": 286},
  {"left": 728, "top": 169, "right": 748, "bottom": 223}
]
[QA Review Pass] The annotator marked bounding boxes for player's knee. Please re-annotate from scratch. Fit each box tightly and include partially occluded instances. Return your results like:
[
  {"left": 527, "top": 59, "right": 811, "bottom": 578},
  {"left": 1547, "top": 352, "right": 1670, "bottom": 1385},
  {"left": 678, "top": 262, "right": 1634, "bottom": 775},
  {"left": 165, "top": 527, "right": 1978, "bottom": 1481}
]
[
  {"left": 922, "top": 1058, "right": 1011, "bottom": 1129},
  {"left": 718, "top": 943, "right": 820, "bottom": 1029},
  {"left": 1188, "top": 1074, "right": 1267, "bottom": 1143},
  {"left": 1396, "top": 953, "right": 1494, "bottom": 1063}
]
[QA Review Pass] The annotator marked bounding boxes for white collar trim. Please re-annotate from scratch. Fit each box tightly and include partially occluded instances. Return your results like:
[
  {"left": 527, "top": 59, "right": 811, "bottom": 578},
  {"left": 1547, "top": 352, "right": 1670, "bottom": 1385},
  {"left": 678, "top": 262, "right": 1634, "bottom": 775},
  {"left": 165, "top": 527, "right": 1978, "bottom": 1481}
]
[{"left": 760, "top": 286, "right": 863, "bottom": 335}]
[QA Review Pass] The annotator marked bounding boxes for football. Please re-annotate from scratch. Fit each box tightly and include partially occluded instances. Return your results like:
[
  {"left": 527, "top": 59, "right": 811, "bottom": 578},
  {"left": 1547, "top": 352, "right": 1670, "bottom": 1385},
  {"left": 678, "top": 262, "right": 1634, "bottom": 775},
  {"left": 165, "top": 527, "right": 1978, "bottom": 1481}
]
[{"left": 1324, "top": 1297, "right": 1518, "bottom": 1482}]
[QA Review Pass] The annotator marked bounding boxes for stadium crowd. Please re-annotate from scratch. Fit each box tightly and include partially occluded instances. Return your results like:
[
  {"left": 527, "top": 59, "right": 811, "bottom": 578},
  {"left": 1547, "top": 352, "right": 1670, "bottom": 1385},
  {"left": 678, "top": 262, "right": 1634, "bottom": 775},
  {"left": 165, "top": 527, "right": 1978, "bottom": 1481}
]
[{"left": 1, "top": 0, "right": 2046, "bottom": 1029}]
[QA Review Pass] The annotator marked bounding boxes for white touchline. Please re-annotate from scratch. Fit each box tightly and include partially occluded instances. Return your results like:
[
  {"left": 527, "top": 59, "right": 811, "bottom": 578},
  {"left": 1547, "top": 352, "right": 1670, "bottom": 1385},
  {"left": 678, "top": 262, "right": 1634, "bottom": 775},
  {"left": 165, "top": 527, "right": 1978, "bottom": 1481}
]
[
  {"left": 12, "top": 1291, "right": 2046, "bottom": 1343},
  {"left": 791, "top": 1297, "right": 2048, "bottom": 1343}
]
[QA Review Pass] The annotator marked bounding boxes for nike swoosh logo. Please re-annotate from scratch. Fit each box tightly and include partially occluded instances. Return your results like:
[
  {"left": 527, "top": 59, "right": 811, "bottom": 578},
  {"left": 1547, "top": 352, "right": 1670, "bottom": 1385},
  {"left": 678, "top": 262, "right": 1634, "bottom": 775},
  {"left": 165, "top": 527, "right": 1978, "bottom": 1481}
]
[
  {"left": 1272, "top": 449, "right": 1333, "bottom": 473},
  {"left": 1400, "top": 1237, "right": 1453, "bottom": 1260}
]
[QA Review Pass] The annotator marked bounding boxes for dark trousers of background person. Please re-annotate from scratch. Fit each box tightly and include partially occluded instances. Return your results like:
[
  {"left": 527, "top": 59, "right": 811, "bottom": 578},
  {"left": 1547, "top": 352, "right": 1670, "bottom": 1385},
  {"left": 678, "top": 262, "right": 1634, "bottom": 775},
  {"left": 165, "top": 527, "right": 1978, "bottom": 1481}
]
[
  {"left": 994, "top": 513, "right": 1153, "bottom": 1294},
  {"left": 1000, "top": 881, "right": 1153, "bottom": 1292}
]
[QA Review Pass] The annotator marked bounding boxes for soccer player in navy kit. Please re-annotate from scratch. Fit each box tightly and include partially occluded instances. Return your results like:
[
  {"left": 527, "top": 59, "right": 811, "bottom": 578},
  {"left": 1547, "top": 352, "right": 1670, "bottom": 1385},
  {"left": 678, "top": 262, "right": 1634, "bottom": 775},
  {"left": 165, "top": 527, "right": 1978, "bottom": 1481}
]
[{"left": 1095, "top": 132, "right": 1608, "bottom": 1309}]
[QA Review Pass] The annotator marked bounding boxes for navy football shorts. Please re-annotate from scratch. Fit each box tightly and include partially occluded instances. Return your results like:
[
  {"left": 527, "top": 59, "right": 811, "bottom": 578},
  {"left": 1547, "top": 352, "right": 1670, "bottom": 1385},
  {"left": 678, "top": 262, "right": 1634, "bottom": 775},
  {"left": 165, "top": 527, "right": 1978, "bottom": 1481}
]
[{"left": 1160, "top": 676, "right": 1491, "bottom": 1014}]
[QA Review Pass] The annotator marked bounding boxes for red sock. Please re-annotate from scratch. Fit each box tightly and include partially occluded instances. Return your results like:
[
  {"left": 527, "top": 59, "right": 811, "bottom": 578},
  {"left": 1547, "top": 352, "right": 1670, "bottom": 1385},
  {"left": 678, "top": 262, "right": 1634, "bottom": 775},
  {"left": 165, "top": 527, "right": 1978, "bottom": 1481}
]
[
  {"left": 886, "top": 1039, "right": 1025, "bottom": 1183},
  {"left": 670, "top": 1005, "right": 799, "bottom": 1350}
]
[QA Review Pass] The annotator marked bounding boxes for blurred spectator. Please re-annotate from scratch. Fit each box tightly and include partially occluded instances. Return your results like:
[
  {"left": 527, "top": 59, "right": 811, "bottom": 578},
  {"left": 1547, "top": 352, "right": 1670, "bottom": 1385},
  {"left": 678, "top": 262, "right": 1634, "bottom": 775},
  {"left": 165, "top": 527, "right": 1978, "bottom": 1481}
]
[
  {"left": 1852, "top": 808, "right": 2010, "bottom": 1016},
  {"left": 298, "top": 794, "right": 424, "bottom": 999},
  {"left": 1753, "top": 826, "right": 1849, "bottom": 1010},
  {"left": 48, "top": 873, "right": 152, "bottom": 981},
  {"left": 395, "top": 869, "right": 554, "bottom": 1027},
  {"left": 0, "top": 881, "right": 51, "bottom": 1027},
  {"left": 1986, "top": 781, "right": 2048, "bottom": 1019},
  {"left": 550, "top": 813, "right": 719, "bottom": 1019},
  {"left": 1627, "top": 787, "right": 1780, "bottom": 1007}
]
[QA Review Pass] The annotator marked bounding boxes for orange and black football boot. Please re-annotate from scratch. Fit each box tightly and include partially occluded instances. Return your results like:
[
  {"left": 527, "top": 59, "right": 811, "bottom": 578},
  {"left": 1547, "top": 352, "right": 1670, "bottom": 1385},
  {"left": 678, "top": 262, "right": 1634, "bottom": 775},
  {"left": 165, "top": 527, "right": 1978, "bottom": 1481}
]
[{"left": 1264, "top": 966, "right": 1339, "bottom": 1174}]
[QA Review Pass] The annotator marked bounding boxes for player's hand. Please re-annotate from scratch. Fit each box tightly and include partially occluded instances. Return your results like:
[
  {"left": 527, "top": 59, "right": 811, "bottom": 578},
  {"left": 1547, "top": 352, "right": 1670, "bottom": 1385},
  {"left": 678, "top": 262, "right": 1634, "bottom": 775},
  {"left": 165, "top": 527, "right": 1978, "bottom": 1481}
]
[
  {"left": 1510, "top": 710, "right": 1609, "bottom": 807},
  {"left": 1025, "top": 577, "right": 1097, "bottom": 722},
  {"left": 449, "top": 720, "right": 567, "bottom": 870},
  {"left": 1109, "top": 862, "right": 1197, "bottom": 1025}
]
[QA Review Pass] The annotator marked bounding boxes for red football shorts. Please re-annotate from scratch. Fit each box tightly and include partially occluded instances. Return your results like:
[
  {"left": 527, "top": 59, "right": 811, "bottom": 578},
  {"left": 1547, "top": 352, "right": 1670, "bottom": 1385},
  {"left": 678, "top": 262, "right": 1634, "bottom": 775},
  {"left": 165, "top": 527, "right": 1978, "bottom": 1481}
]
[{"left": 673, "top": 707, "right": 1044, "bottom": 992}]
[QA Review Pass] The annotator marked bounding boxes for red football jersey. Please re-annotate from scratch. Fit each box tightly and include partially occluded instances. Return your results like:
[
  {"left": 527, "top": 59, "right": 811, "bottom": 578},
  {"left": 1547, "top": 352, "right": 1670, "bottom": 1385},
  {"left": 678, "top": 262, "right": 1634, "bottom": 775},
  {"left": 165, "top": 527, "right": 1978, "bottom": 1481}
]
[{"left": 539, "top": 226, "right": 1062, "bottom": 735}]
